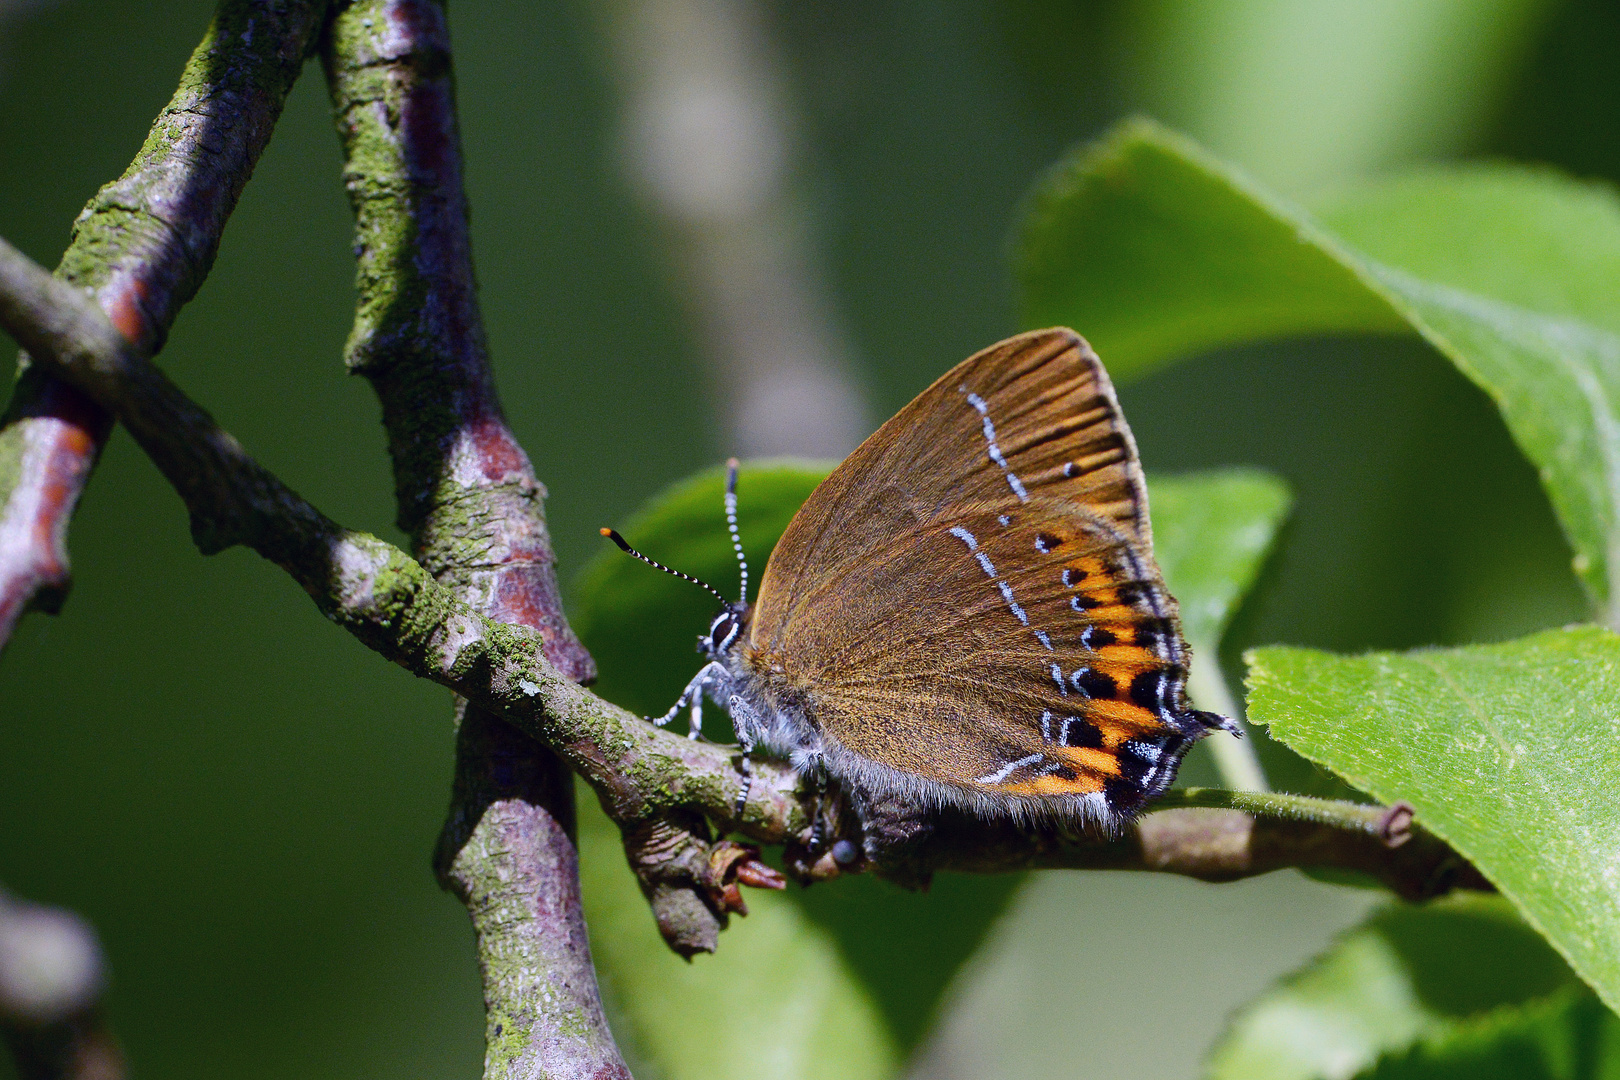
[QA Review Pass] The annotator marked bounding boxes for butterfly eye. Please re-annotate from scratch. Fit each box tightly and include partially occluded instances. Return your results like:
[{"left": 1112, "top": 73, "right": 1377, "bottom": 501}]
[{"left": 707, "top": 610, "right": 742, "bottom": 654}]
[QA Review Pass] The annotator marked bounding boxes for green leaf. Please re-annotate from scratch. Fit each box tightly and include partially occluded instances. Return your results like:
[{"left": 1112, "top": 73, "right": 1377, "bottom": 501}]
[
  {"left": 1353, "top": 985, "right": 1620, "bottom": 1080},
  {"left": 1312, "top": 168, "right": 1620, "bottom": 335},
  {"left": 1208, "top": 896, "right": 1577, "bottom": 1080},
  {"left": 1016, "top": 119, "right": 1403, "bottom": 378},
  {"left": 570, "top": 461, "right": 1292, "bottom": 1076},
  {"left": 1151, "top": 469, "right": 1292, "bottom": 651},
  {"left": 1016, "top": 118, "right": 1620, "bottom": 619},
  {"left": 1245, "top": 627, "right": 1620, "bottom": 1018}
]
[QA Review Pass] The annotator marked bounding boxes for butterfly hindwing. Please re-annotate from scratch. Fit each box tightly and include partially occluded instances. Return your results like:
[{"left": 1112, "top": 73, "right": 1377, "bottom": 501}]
[{"left": 745, "top": 500, "right": 1206, "bottom": 825}]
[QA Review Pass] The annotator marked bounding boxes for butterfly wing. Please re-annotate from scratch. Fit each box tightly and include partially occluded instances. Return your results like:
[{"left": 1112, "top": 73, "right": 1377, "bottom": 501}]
[
  {"left": 745, "top": 329, "right": 1222, "bottom": 826},
  {"left": 751, "top": 328, "right": 1150, "bottom": 644}
]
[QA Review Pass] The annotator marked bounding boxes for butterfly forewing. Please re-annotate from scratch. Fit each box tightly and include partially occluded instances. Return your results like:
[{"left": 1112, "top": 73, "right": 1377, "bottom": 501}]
[
  {"left": 745, "top": 329, "right": 1209, "bottom": 824},
  {"left": 750, "top": 328, "right": 1151, "bottom": 652}
]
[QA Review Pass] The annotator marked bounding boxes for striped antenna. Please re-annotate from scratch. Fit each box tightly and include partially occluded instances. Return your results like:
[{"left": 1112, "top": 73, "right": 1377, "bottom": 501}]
[
  {"left": 599, "top": 528, "right": 731, "bottom": 607},
  {"left": 724, "top": 458, "right": 749, "bottom": 604}
]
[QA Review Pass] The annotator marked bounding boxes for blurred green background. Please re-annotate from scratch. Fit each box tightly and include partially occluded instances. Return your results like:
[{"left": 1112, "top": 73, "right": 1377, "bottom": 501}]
[{"left": 1, "top": 0, "right": 1615, "bottom": 1076}]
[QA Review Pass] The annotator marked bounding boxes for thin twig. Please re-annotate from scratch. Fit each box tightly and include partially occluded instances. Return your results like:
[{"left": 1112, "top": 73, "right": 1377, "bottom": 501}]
[
  {"left": 0, "top": 0, "right": 330, "bottom": 650},
  {"left": 910, "top": 805, "right": 1485, "bottom": 901},
  {"left": 1154, "top": 788, "right": 1409, "bottom": 839}
]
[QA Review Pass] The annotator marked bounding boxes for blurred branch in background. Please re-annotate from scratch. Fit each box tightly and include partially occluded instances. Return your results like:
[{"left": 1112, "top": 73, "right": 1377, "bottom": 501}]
[
  {"left": 599, "top": 0, "right": 868, "bottom": 458},
  {"left": 0, "top": 0, "right": 328, "bottom": 649},
  {"left": 0, "top": 887, "right": 122, "bottom": 1080}
]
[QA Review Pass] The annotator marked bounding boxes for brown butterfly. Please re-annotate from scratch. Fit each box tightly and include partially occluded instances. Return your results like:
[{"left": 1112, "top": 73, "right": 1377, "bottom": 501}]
[{"left": 604, "top": 327, "right": 1235, "bottom": 835}]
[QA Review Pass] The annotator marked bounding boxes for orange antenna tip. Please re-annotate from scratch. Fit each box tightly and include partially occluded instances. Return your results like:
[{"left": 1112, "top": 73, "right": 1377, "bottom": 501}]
[{"left": 599, "top": 527, "right": 612, "bottom": 536}]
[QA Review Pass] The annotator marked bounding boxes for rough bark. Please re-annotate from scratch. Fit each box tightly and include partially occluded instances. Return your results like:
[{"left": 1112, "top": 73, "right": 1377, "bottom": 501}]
[
  {"left": 0, "top": 0, "right": 330, "bottom": 649},
  {"left": 321, "top": 3, "right": 624, "bottom": 1075}
]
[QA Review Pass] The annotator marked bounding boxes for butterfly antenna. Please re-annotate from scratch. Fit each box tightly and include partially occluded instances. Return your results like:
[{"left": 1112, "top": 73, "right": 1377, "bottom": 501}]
[
  {"left": 599, "top": 528, "right": 732, "bottom": 607},
  {"left": 724, "top": 457, "right": 749, "bottom": 605}
]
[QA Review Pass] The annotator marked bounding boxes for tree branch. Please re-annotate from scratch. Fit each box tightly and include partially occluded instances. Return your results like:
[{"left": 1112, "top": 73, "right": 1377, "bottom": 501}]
[
  {"left": 876, "top": 792, "right": 1485, "bottom": 901},
  {"left": 0, "top": 0, "right": 330, "bottom": 649},
  {"left": 0, "top": 887, "right": 123, "bottom": 1080},
  {"left": 321, "top": 3, "right": 626, "bottom": 1076},
  {"left": 0, "top": 232, "right": 1490, "bottom": 958}
]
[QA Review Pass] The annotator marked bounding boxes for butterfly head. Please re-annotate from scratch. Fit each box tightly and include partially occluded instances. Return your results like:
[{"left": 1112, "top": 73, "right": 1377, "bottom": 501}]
[
  {"left": 603, "top": 457, "right": 755, "bottom": 660},
  {"left": 701, "top": 604, "right": 747, "bottom": 658}
]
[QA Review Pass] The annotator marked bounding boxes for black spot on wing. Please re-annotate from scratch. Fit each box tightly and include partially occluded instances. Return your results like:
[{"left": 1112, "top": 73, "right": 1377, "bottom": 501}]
[
  {"left": 1073, "top": 668, "right": 1117, "bottom": 700},
  {"left": 1129, "top": 669, "right": 1167, "bottom": 714},
  {"left": 1109, "top": 730, "right": 1198, "bottom": 817},
  {"left": 1116, "top": 740, "right": 1158, "bottom": 783},
  {"left": 1133, "top": 620, "right": 1166, "bottom": 651},
  {"left": 1063, "top": 717, "right": 1104, "bottom": 749}
]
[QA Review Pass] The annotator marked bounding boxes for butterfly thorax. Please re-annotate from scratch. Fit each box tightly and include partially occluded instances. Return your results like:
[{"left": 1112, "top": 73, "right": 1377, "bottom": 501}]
[
  {"left": 704, "top": 634, "right": 823, "bottom": 777},
  {"left": 690, "top": 602, "right": 819, "bottom": 760}
]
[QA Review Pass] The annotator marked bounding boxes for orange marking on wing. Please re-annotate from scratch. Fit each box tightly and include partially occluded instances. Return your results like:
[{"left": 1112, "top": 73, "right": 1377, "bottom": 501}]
[
  {"left": 1089, "top": 648, "right": 1161, "bottom": 678},
  {"left": 1002, "top": 770, "right": 1106, "bottom": 797},
  {"left": 1049, "top": 744, "right": 1118, "bottom": 777},
  {"left": 1085, "top": 598, "right": 1154, "bottom": 624},
  {"left": 1077, "top": 699, "right": 1168, "bottom": 737}
]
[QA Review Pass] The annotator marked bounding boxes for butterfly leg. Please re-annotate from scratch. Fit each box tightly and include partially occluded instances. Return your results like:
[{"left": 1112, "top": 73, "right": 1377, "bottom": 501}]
[
  {"left": 648, "top": 661, "right": 728, "bottom": 734},
  {"left": 688, "top": 691, "right": 704, "bottom": 741},
  {"left": 806, "top": 766, "right": 828, "bottom": 854},
  {"left": 727, "top": 694, "right": 760, "bottom": 821}
]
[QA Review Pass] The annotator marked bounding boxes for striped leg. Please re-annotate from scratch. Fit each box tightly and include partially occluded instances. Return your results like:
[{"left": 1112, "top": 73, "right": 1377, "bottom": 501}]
[
  {"left": 650, "top": 661, "right": 728, "bottom": 738},
  {"left": 728, "top": 694, "right": 762, "bottom": 820}
]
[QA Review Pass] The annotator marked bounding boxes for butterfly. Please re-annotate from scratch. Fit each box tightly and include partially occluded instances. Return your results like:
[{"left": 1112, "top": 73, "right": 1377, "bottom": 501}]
[{"left": 604, "top": 328, "right": 1236, "bottom": 837}]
